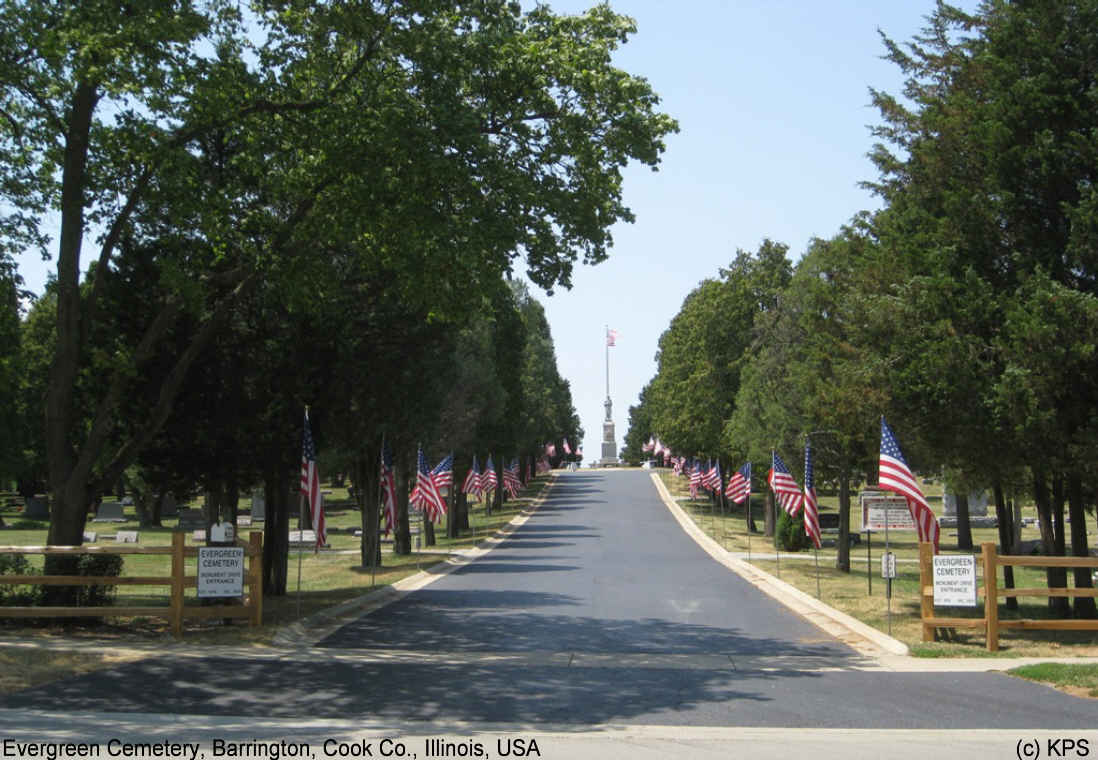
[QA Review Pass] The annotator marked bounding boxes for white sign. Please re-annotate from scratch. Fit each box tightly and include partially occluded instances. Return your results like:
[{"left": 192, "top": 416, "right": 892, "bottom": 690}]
[
  {"left": 210, "top": 521, "right": 235, "bottom": 543},
  {"left": 933, "top": 554, "right": 978, "bottom": 607},
  {"left": 197, "top": 546, "right": 244, "bottom": 598},
  {"left": 881, "top": 552, "right": 897, "bottom": 579},
  {"left": 860, "top": 491, "right": 917, "bottom": 532}
]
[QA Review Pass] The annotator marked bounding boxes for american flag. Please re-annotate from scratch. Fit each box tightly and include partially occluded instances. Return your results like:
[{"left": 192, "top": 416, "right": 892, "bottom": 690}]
[
  {"left": 300, "top": 411, "right": 326, "bottom": 549},
  {"left": 483, "top": 454, "right": 498, "bottom": 492},
  {"left": 725, "top": 462, "right": 751, "bottom": 504},
  {"left": 546, "top": 442, "right": 557, "bottom": 457},
  {"left": 879, "top": 417, "right": 940, "bottom": 551},
  {"left": 769, "top": 451, "right": 803, "bottom": 516},
  {"left": 461, "top": 455, "right": 482, "bottom": 501},
  {"left": 563, "top": 440, "right": 572, "bottom": 455},
  {"left": 689, "top": 461, "right": 703, "bottom": 499},
  {"left": 503, "top": 459, "right": 522, "bottom": 498},
  {"left": 380, "top": 441, "right": 397, "bottom": 535},
  {"left": 536, "top": 456, "right": 551, "bottom": 474},
  {"left": 642, "top": 436, "right": 655, "bottom": 452},
  {"left": 606, "top": 328, "right": 618, "bottom": 346},
  {"left": 431, "top": 453, "right": 453, "bottom": 491},
  {"left": 672, "top": 456, "right": 684, "bottom": 476},
  {"left": 703, "top": 459, "right": 721, "bottom": 491},
  {"left": 803, "top": 441, "right": 821, "bottom": 549},
  {"left": 410, "top": 446, "right": 447, "bottom": 523}
]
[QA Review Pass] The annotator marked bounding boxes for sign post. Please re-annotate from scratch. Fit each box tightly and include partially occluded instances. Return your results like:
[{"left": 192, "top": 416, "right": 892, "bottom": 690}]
[{"left": 881, "top": 551, "right": 897, "bottom": 634}]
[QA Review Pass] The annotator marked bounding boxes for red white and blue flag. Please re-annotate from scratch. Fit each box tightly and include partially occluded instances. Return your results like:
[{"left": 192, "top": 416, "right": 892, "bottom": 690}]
[
  {"left": 803, "top": 441, "right": 821, "bottom": 549},
  {"left": 769, "top": 451, "right": 803, "bottom": 516},
  {"left": 503, "top": 459, "right": 522, "bottom": 498},
  {"left": 879, "top": 417, "right": 940, "bottom": 551},
  {"left": 462, "top": 455, "right": 482, "bottom": 501},
  {"left": 431, "top": 453, "right": 454, "bottom": 491},
  {"left": 410, "top": 446, "right": 447, "bottom": 523},
  {"left": 483, "top": 455, "right": 498, "bottom": 493},
  {"left": 300, "top": 410, "right": 326, "bottom": 549},
  {"left": 380, "top": 441, "right": 397, "bottom": 535},
  {"left": 563, "top": 440, "right": 572, "bottom": 455},
  {"left": 689, "top": 461, "right": 703, "bottom": 499},
  {"left": 704, "top": 459, "right": 721, "bottom": 492},
  {"left": 725, "top": 462, "right": 751, "bottom": 504}
]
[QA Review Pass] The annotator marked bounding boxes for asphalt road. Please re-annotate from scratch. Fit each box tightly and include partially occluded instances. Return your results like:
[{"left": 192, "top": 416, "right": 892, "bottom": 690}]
[{"left": 3, "top": 470, "right": 1094, "bottom": 730}]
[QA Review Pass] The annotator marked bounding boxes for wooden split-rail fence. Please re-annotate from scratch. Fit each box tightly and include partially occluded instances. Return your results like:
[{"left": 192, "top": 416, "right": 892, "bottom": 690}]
[
  {"left": 919, "top": 541, "right": 1098, "bottom": 651},
  {"left": 0, "top": 531, "right": 263, "bottom": 639}
]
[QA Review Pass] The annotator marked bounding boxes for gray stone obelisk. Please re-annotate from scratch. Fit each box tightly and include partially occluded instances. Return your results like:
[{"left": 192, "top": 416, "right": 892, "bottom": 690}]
[{"left": 599, "top": 326, "right": 619, "bottom": 466}]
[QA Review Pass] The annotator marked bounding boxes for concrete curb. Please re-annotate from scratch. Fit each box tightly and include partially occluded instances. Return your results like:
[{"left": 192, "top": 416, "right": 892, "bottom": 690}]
[
  {"left": 650, "top": 473, "right": 909, "bottom": 657},
  {"left": 272, "top": 474, "right": 560, "bottom": 647}
]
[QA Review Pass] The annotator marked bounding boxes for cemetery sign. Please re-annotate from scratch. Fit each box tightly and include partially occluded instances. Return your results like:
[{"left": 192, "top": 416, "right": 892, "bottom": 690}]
[
  {"left": 197, "top": 546, "right": 244, "bottom": 598},
  {"left": 860, "top": 491, "right": 916, "bottom": 532}
]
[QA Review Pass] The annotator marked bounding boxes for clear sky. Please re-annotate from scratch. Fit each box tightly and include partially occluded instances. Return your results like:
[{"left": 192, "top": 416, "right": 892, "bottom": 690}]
[
  {"left": 14, "top": 0, "right": 979, "bottom": 463},
  {"left": 522, "top": 0, "right": 980, "bottom": 463}
]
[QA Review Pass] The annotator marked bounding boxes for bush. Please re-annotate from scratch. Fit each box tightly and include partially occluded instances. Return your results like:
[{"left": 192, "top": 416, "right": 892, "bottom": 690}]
[
  {"left": 41, "top": 553, "right": 124, "bottom": 611},
  {"left": 776, "top": 509, "right": 810, "bottom": 552},
  {"left": 0, "top": 554, "right": 42, "bottom": 606}
]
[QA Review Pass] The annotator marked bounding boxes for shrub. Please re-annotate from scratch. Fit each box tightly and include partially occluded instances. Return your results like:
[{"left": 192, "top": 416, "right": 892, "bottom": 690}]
[
  {"left": 0, "top": 554, "right": 42, "bottom": 606},
  {"left": 776, "top": 509, "right": 810, "bottom": 552}
]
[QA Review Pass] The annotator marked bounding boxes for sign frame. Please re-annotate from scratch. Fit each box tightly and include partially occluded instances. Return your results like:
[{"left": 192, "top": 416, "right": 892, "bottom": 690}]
[{"left": 196, "top": 546, "right": 245, "bottom": 598}]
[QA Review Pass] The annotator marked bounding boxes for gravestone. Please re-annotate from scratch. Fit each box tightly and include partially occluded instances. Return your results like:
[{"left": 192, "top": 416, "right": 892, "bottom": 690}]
[
  {"left": 115, "top": 530, "right": 139, "bottom": 543},
  {"left": 160, "top": 493, "right": 179, "bottom": 518},
  {"left": 122, "top": 496, "right": 134, "bottom": 506},
  {"left": 92, "top": 501, "right": 126, "bottom": 522},
  {"left": 23, "top": 497, "right": 49, "bottom": 520},
  {"left": 250, "top": 489, "right": 266, "bottom": 521},
  {"left": 83, "top": 531, "right": 98, "bottom": 543},
  {"left": 942, "top": 490, "right": 989, "bottom": 518},
  {"left": 192, "top": 529, "right": 207, "bottom": 542},
  {"left": 177, "top": 508, "right": 205, "bottom": 532},
  {"left": 289, "top": 529, "right": 329, "bottom": 548},
  {"left": 236, "top": 515, "right": 252, "bottom": 527}
]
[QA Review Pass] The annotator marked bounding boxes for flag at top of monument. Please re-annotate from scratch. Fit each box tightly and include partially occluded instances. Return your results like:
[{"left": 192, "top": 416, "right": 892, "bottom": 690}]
[
  {"left": 300, "top": 410, "right": 326, "bottom": 549},
  {"left": 803, "top": 441, "right": 821, "bottom": 549},
  {"left": 606, "top": 328, "right": 618, "bottom": 346},
  {"left": 380, "top": 441, "right": 397, "bottom": 535},
  {"left": 879, "top": 417, "right": 940, "bottom": 551},
  {"left": 768, "top": 451, "right": 803, "bottom": 516}
]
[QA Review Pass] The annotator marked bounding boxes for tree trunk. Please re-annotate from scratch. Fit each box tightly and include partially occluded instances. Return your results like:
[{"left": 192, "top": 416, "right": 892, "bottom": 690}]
[
  {"left": 423, "top": 510, "right": 436, "bottom": 546},
  {"left": 261, "top": 473, "right": 291, "bottom": 596},
  {"left": 356, "top": 455, "right": 382, "bottom": 569},
  {"left": 1050, "top": 476, "right": 1069, "bottom": 616},
  {"left": 954, "top": 492, "right": 973, "bottom": 551},
  {"left": 992, "top": 482, "right": 1017, "bottom": 611},
  {"left": 836, "top": 472, "right": 851, "bottom": 573},
  {"left": 1066, "top": 474, "right": 1095, "bottom": 618},
  {"left": 764, "top": 488, "right": 775, "bottom": 538},
  {"left": 1033, "top": 471, "right": 1069, "bottom": 617},
  {"left": 394, "top": 462, "right": 411, "bottom": 555}
]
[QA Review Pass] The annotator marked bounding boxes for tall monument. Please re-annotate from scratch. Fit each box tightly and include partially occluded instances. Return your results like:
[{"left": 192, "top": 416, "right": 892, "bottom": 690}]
[{"left": 599, "top": 327, "right": 619, "bottom": 466}]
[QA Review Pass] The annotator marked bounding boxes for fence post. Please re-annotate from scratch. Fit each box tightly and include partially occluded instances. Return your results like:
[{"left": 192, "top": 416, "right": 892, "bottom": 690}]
[
  {"left": 248, "top": 531, "right": 263, "bottom": 627},
  {"left": 919, "top": 542, "right": 934, "bottom": 642},
  {"left": 983, "top": 542, "right": 999, "bottom": 652},
  {"left": 171, "top": 532, "right": 185, "bottom": 639}
]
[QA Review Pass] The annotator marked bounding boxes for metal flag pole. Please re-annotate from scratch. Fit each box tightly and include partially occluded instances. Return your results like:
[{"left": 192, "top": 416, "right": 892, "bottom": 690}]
[
  {"left": 373, "top": 432, "right": 386, "bottom": 589},
  {"left": 296, "top": 406, "right": 308, "bottom": 620},
  {"left": 772, "top": 449, "right": 780, "bottom": 580}
]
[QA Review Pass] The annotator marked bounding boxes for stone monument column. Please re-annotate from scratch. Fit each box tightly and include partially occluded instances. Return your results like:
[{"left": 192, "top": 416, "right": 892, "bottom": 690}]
[{"left": 600, "top": 396, "right": 618, "bottom": 466}]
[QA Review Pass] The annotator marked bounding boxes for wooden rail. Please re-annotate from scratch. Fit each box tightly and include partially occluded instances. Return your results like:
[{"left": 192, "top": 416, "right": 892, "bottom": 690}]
[
  {"left": 919, "top": 541, "right": 1098, "bottom": 651},
  {"left": 0, "top": 531, "right": 263, "bottom": 639}
]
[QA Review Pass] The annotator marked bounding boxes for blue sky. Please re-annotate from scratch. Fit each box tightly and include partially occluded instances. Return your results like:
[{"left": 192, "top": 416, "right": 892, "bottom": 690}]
[
  {"left": 14, "top": 0, "right": 980, "bottom": 462},
  {"left": 522, "top": 0, "right": 980, "bottom": 461}
]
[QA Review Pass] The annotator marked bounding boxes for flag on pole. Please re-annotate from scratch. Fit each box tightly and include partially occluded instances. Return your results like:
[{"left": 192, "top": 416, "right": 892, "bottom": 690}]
[
  {"left": 563, "top": 440, "right": 572, "bottom": 455},
  {"left": 300, "top": 410, "right": 326, "bottom": 549},
  {"left": 380, "top": 441, "right": 397, "bottom": 535},
  {"left": 410, "top": 446, "right": 447, "bottom": 523},
  {"left": 545, "top": 442, "right": 557, "bottom": 457},
  {"left": 431, "top": 453, "right": 454, "bottom": 491},
  {"left": 803, "top": 441, "right": 822, "bottom": 549},
  {"left": 672, "top": 456, "right": 685, "bottom": 476},
  {"left": 642, "top": 436, "right": 655, "bottom": 452},
  {"left": 769, "top": 451, "right": 803, "bottom": 516},
  {"left": 503, "top": 459, "right": 522, "bottom": 498},
  {"left": 461, "top": 455, "right": 482, "bottom": 501},
  {"left": 703, "top": 459, "right": 721, "bottom": 491},
  {"left": 689, "top": 460, "right": 703, "bottom": 499},
  {"left": 606, "top": 328, "right": 618, "bottom": 346},
  {"left": 879, "top": 417, "right": 940, "bottom": 551},
  {"left": 483, "top": 454, "right": 498, "bottom": 493},
  {"left": 725, "top": 462, "right": 751, "bottom": 504}
]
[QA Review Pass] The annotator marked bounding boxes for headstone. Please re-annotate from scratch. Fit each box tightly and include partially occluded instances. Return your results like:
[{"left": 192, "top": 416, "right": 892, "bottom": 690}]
[
  {"left": 115, "top": 530, "right": 139, "bottom": 543},
  {"left": 122, "top": 496, "right": 134, "bottom": 506},
  {"left": 250, "top": 489, "right": 266, "bottom": 521},
  {"left": 942, "top": 490, "right": 989, "bottom": 518},
  {"left": 177, "top": 508, "right": 205, "bottom": 531},
  {"left": 192, "top": 529, "right": 207, "bottom": 541},
  {"left": 23, "top": 497, "right": 49, "bottom": 520},
  {"left": 83, "top": 531, "right": 98, "bottom": 543},
  {"left": 160, "top": 493, "right": 179, "bottom": 518},
  {"left": 236, "top": 515, "right": 252, "bottom": 527},
  {"left": 92, "top": 501, "right": 126, "bottom": 522},
  {"left": 289, "top": 529, "right": 329, "bottom": 548}
]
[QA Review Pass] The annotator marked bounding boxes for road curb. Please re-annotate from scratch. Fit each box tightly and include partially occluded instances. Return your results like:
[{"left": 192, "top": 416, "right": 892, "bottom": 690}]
[{"left": 650, "top": 473, "right": 909, "bottom": 657}]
